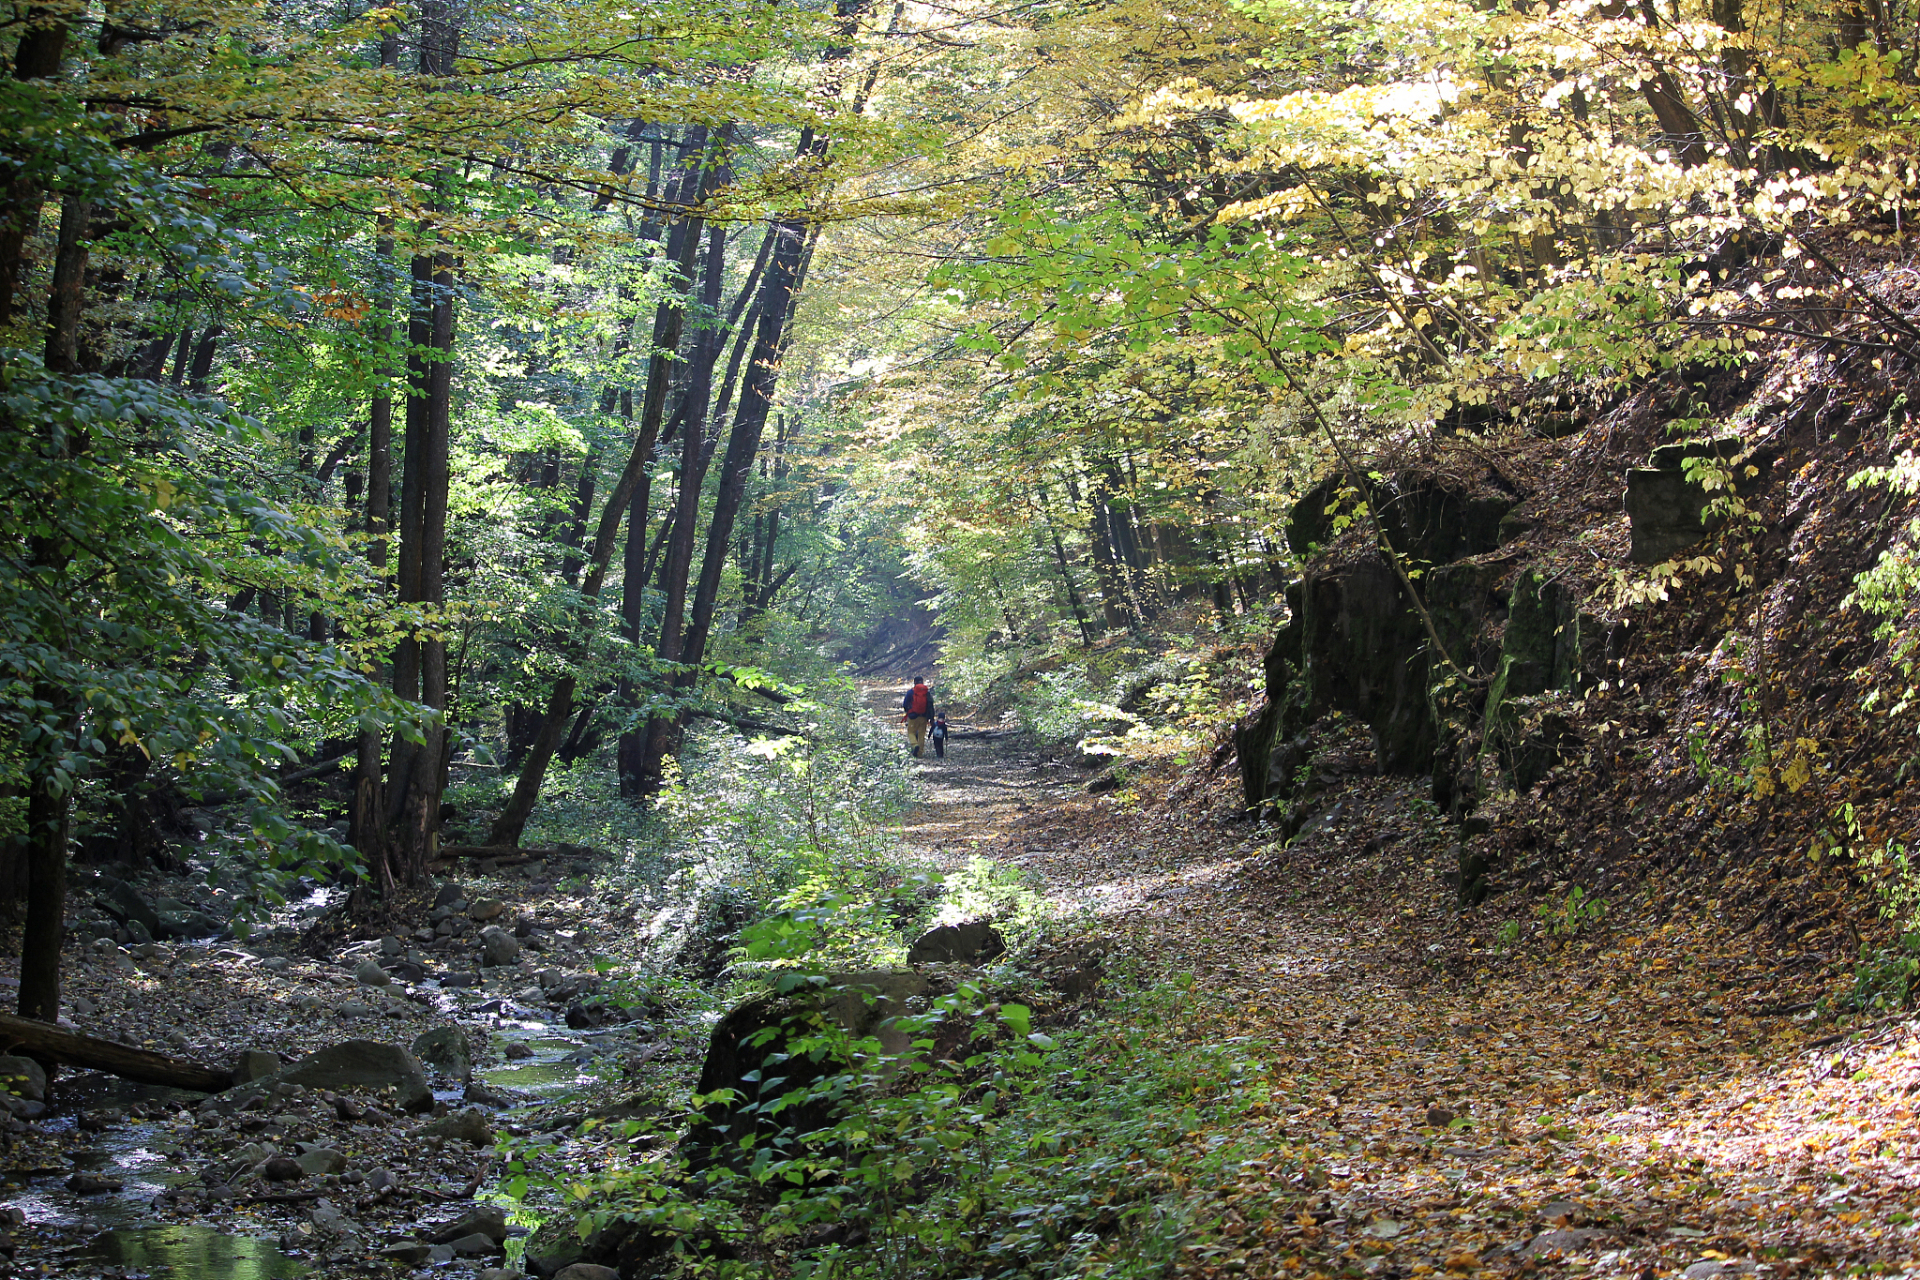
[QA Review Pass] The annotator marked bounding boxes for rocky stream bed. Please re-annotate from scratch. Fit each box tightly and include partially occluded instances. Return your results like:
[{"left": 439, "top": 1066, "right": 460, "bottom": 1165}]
[{"left": 0, "top": 849, "right": 719, "bottom": 1280}]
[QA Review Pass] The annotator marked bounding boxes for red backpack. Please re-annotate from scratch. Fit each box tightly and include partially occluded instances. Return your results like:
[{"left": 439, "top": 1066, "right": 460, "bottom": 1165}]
[{"left": 906, "top": 685, "right": 932, "bottom": 716}]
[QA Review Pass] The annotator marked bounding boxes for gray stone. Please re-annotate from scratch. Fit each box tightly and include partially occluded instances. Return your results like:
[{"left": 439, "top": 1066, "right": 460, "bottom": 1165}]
[
  {"left": 337, "top": 1000, "right": 373, "bottom": 1017},
  {"left": 478, "top": 1269, "right": 528, "bottom": 1280},
  {"left": 381, "top": 1240, "right": 432, "bottom": 1266},
  {"left": 295, "top": 1146, "right": 346, "bottom": 1177},
  {"left": 1682, "top": 1263, "right": 1756, "bottom": 1280},
  {"left": 419, "top": 1107, "right": 494, "bottom": 1145},
  {"left": 523, "top": 1221, "right": 585, "bottom": 1278},
  {"left": 66, "top": 1172, "right": 125, "bottom": 1194},
  {"left": 233, "top": 1050, "right": 280, "bottom": 1084},
  {"left": 411, "top": 1027, "right": 473, "bottom": 1082},
  {"left": 0, "top": 1055, "right": 47, "bottom": 1102},
  {"left": 470, "top": 898, "right": 507, "bottom": 921},
  {"left": 432, "top": 881, "right": 467, "bottom": 909},
  {"left": 428, "top": 1243, "right": 454, "bottom": 1263},
  {"left": 449, "top": 1232, "right": 501, "bottom": 1257},
  {"left": 907, "top": 921, "right": 1006, "bottom": 966},
  {"left": 260, "top": 1156, "right": 305, "bottom": 1182},
  {"left": 464, "top": 1080, "right": 511, "bottom": 1108},
  {"left": 480, "top": 925, "right": 521, "bottom": 966},
  {"left": 1624, "top": 437, "right": 1769, "bottom": 564},
  {"left": 1522, "top": 1228, "right": 1611, "bottom": 1258},
  {"left": 94, "top": 874, "right": 161, "bottom": 936},
  {"left": 354, "top": 959, "right": 391, "bottom": 987},
  {"left": 504, "top": 1041, "right": 534, "bottom": 1060},
  {"left": 155, "top": 909, "right": 223, "bottom": 940},
  {"left": 257, "top": 1039, "right": 432, "bottom": 1112},
  {"left": 431, "top": 1204, "right": 508, "bottom": 1245},
  {"left": 553, "top": 1267, "right": 618, "bottom": 1280},
  {"left": 380, "top": 934, "right": 404, "bottom": 956}
]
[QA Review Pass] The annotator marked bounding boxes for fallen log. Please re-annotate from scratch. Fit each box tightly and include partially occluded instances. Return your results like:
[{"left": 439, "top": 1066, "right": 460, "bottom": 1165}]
[
  {"left": 0, "top": 1013, "right": 234, "bottom": 1093},
  {"left": 689, "top": 709, "right": 807, "bottom": 738},
  {"left": 438, "top": 844, "right": 582, "bottom": 862}
]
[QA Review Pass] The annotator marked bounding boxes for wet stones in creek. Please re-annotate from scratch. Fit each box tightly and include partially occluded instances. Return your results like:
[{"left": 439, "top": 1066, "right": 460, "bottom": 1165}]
[
  {"left": 480, "top": 925, "right": 521, "bottom": 967},
  {"left": 412, "top": 1027, "right": 473, "bottom": 1082},
  {"left": 0, "top": 1055, "right": 47, "bottom": 1101},
  {"left": 418, "top": 1108, "right": 495, "bottom": 1145}
]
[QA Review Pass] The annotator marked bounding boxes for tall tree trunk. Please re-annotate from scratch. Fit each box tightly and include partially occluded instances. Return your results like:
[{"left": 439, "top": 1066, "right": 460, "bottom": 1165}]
[
  {"left": 383, "top": 250, "right": 432, "bottom": 829},
  {"left": 1065, "top": 466, "right": 1130, "bottom": 629},
  {"left": 350, "top": 204, "right": 395, "bottom": 883},
  {"left": 0, "top": 9, "right": 71, "bottom": 325},
  {"left": 18, "top": 167, "right": 87, "bottom": 1020},
  {"left": 382, "top": 1, "right": 461, "bottom": 881}
]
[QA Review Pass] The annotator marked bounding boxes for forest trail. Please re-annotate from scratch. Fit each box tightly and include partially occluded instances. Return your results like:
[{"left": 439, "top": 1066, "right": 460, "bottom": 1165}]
[
  {"left": 858, "top": 679, "right": 1089, "bottom": 869},
  {"left": 863, "top": 687, "right": 1918, "bottom": 1278}
]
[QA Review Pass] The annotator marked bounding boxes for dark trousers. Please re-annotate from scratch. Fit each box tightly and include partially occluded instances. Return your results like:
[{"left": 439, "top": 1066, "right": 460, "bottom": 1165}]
[{"left": 932, "top": 733, "right": 945, "bottom": 758}]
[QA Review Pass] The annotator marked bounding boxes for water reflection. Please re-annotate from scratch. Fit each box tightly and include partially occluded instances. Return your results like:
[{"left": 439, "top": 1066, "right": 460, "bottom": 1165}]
[{"left": 76, "top": 1224, "right": 308, "bottom": 1278}]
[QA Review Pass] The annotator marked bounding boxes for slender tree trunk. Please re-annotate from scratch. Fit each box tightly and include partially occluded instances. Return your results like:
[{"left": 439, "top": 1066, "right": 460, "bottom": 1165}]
[
  {"left": 384, "top": 250, "right": 432, "bottom": 828},
  {"left": 18, "top": 166, "right": 86, "bottom": 1019},
  {"left": 1066, "top": 467, "right": 1129, "bottom": 629},
  {"left": 185, "top": 326, "right": 222, "bottom": 392},
  {"left": 18, "top": 774, "right": 67, "bottom": 1020},
  {"left": 350, "top": 206, "right": 395, "bottom": 882},
  {"left": 381, "top": 4, "right": 461, "bottom": 880},
  {"left": 1036, "top": 485, "right": 1094, "bottom": 645},
  {"left": 398, "top": 248, "right": 454, "bottom": 880}
]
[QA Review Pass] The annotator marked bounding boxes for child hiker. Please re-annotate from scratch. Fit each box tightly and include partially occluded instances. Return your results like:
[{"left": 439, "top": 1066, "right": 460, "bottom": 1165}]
[{"left": 931, "top": 711, "right": 949, "bottom": 759}]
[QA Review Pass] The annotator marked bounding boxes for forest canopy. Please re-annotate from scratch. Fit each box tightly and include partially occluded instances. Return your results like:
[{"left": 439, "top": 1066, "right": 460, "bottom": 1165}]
[{"left": 6, "top": 0, "right": 1920, "bottom": 1032}]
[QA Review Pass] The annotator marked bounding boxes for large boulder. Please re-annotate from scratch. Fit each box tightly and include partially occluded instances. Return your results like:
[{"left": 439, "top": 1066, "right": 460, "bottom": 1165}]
[
  {"left": 156, "top": 910, "right": 224, "bottom": 940},
  {"left": 907, "top": 922, "right": 1005, "bottom": 966},
  {"left": 684, "top": 971, "right": 930, "bottom": 1171},
  {"left": 1285, "top": 559, "right": 1435, "bottom": 775},
  {"left": 1624, "top": 436, "right": 1772, "bottom": 564},
  {"left": 418, "top": 1108, "right": 494, "bottom": 1145},
  {"left": 1375, "top": 469, "right": 1516, "bottom": 567},
  {"left": 258, "top": 1039, "right": 432, "bottom": 1112}
]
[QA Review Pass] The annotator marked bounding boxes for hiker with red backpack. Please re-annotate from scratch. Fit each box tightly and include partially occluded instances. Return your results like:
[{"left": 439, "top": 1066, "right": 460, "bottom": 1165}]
[{"left": 902, "top": 676, "right": 934, "bottom": 757}]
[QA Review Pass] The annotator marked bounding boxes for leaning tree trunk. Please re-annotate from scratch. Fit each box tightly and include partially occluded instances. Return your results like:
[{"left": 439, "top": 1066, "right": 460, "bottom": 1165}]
[
  {"left": 633, "top": 217, "right": 811, "bottom": 796},
  {"left": 488, "top": 131, "right": 721, "bottom": 846}
]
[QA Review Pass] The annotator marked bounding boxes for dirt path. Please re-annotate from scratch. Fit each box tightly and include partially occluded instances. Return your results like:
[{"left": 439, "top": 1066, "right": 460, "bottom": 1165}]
[{"left": 869, "top": 694, "right": 1916, "bottom": 1279}]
